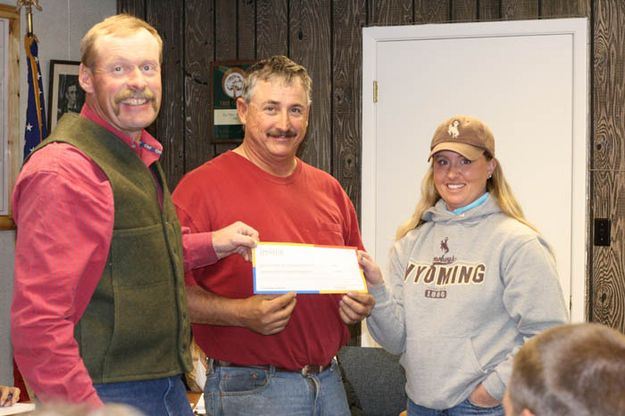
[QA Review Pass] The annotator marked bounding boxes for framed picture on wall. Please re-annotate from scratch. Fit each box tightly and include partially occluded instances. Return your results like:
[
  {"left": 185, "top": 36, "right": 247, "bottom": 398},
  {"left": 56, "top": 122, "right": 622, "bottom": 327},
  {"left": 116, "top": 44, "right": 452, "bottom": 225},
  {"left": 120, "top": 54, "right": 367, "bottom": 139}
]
[
  {"left": 48, "top": 60, "right": 85, "bottom": 131},
  {"left": 210, "top": 61, "right": 253, "bottom": 143}
]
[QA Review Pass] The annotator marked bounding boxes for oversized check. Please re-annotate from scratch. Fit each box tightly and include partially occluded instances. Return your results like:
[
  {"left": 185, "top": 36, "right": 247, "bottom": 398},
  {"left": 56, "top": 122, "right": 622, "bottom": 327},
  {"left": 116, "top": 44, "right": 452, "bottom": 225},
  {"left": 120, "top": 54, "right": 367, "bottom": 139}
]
[{"left": 252, "top": 242, "right": 368, "bottom": 294}]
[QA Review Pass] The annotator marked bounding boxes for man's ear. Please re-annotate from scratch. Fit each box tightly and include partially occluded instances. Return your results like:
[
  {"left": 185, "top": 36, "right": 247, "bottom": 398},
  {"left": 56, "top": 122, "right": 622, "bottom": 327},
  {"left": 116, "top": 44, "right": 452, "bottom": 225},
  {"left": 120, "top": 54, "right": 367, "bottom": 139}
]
[
  {"left": 236, "top": 97, "right": 248, "bottom": 125},
  {"left": 79, "top": 64, "right": 94, "bottom": 94}
]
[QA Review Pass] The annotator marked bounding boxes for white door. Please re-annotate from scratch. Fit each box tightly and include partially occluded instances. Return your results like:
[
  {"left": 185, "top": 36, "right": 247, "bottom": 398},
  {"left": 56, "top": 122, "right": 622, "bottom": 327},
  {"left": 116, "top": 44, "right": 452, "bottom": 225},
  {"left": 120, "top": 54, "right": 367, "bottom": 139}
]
[{"left": 361, "top": 18, "right": 588, "bottom": 345}]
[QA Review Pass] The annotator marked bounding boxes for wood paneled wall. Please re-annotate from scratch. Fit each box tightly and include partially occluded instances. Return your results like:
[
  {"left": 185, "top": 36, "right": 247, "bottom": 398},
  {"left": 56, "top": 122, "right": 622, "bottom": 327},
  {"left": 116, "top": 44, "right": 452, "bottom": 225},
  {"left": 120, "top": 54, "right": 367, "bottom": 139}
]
[{"left": 118, "top": 0, "right": 625, "bottom": 333}]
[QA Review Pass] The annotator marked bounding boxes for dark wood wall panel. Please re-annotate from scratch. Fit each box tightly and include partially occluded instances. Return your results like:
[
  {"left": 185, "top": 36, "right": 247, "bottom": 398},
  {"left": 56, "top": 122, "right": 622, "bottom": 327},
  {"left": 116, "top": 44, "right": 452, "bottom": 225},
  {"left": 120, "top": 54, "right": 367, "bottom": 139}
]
[
  {"left": 591, "top": 171, "right": 625, "bottom": 332},
  {"left": 541, "top": 0, "right": 591, "bottom": 17},
  {"left": 147, "top": 1, "right": 185, "bottom": 186},
  {"left": 590, "top": 0, "right": 625, "bottom": 327},
  {"left": 116, "top": 0, "right": 625, "bottom": 333},
  {"left": 290, "top": 0, "right": 332, "bottom": 172},
  {"left": 414, "top": 0, "right": 450, "bottom": 23},
  {"left": 117, "top": 0, "right": 145, "bottom": 16},
  {"left": 256, "top": 0, "right": 289, "bottom": 58},
  {"left": 333, "top": 0, "right": 366, "bottom": 208},
  {"left": 216, "top": 0, "right": 237, "bottom": 60},
  {"left": 368, "top": 0, "right": 413, "bottom": 25},
  {"left": 452, "top": 0, "right": 477, "bottom": 21},
  {"left": 592, "top": 0, "right": 625, "bottom": 171},
  {"left": 184, "top": 0, "right": 214, "bottom": 172},
  {"left": 214, "top": 143, "right": 238, "bottom": 156},
  {"left": 478, "top": 0, "right": 501, "bottom": 20},
  {"left": 501, "top": 0, "right": 539, "bottom": 19},
  {"left": 238, "top": 0, "right": 257, "bottom": 60}
]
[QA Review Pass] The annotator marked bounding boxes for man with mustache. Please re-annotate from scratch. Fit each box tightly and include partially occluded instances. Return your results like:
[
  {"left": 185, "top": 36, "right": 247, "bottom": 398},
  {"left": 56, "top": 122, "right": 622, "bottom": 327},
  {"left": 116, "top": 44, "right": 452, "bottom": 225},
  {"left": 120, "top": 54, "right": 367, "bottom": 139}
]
[
  {"left": 172, "top": 55, "right": 375, "bottom": 415},
  {"left": 11, "top": 14, "right": 258, "bottom": 415}
]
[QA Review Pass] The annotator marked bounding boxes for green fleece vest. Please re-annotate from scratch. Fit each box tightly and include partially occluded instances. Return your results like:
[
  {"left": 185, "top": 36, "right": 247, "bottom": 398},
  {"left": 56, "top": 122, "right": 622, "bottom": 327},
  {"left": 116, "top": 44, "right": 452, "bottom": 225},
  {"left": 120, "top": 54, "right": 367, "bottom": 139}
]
[{"left": 30, "top": 113, "right": 192, "bottom": 383}]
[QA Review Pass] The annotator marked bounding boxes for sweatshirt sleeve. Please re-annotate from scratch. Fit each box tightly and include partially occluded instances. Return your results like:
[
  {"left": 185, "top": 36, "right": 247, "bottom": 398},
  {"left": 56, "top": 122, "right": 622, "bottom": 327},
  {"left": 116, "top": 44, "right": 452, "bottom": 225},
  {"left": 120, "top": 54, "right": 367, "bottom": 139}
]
[
  {"left": 482, "top": 236, "right": 569, "bottom": 400},
  {"left": 366, "top": 245, "right": 408, "bottom": 355}
]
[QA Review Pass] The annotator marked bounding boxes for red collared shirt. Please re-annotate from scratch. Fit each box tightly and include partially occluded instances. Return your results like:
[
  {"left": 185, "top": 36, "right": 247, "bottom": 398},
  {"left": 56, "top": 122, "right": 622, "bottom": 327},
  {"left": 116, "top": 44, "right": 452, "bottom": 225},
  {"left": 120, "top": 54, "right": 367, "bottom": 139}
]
[{"left": 11, "top": 105, "right": 216, "bottom": 407}]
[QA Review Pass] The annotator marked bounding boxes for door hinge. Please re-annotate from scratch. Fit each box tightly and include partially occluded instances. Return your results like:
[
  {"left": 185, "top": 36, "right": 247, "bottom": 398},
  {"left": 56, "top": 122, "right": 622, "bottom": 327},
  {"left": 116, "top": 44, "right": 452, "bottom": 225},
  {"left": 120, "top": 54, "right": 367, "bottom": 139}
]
[{"left": 373, "top": 80, "right": 378, "bottom": 103}]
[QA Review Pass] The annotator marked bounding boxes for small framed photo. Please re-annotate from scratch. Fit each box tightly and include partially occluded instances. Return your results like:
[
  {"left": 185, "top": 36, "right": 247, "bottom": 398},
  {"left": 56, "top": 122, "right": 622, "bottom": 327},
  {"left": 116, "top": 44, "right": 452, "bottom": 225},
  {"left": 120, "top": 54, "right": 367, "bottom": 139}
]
[
  {"left": 48, "top": 60, "right": 85, "bottom": 131},
  {"left": 211, "top": 61, "right": 253, "bottom": 143}
]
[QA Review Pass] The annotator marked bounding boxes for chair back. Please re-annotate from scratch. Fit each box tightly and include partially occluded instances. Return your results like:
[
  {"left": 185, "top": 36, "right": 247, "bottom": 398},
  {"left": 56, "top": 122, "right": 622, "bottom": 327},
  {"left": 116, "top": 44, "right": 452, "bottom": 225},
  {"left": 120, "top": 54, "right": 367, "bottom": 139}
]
[{"left": 337, "top": 346, "right": 407, "bottom": 416}]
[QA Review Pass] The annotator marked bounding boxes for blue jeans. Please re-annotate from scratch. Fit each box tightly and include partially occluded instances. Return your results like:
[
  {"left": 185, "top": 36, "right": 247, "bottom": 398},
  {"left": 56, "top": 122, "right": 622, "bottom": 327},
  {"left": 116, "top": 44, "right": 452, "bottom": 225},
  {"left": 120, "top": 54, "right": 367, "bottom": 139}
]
[
  {"left": 204, "top": 360, "right": 350, "bottom": 416},
  {"left": 94, "top": 375, "right": 193, "bottom": 416},
  {"left": 408, "top": 398, "right": 504, "bottom": 416}
]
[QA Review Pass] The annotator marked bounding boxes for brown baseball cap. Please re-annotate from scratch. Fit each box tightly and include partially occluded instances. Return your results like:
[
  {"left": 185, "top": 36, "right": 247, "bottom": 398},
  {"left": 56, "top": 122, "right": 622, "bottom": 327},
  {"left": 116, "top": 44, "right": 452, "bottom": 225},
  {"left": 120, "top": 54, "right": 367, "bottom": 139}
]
[{"left": 428, "top": 115, "right": 495, "bottom": 161}]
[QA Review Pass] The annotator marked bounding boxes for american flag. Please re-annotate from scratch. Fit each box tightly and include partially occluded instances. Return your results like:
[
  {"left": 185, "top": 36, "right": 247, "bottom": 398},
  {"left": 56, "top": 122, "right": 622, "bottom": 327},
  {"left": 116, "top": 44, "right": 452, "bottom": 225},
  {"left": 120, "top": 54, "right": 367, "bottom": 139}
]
[{"left": 23, "top": 32, "right": 47, "bottom": 159}]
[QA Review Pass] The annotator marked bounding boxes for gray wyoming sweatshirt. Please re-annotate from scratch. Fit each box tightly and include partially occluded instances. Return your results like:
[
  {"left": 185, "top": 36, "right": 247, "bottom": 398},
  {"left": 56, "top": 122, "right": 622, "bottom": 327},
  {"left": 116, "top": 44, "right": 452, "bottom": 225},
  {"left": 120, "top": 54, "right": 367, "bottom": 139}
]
[{"left": 367, "top": 196, "right": 568, "bottom": 410}]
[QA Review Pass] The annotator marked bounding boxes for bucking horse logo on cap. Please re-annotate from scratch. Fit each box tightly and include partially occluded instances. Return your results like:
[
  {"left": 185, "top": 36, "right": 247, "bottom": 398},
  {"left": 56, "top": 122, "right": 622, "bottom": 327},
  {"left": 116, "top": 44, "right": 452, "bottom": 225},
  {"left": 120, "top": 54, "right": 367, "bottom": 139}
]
[{"left": 448, "top": 120, "right": 460, "bottom": 138}]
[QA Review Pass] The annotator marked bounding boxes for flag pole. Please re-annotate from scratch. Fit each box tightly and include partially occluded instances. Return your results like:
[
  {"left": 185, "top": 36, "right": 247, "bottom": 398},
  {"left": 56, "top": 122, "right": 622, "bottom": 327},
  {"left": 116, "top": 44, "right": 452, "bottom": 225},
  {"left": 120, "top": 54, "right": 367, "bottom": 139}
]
[
  {"left": 17, "top": 0, "right": 43, "bottom": 35},
  {"left": 17, "top": 0, "right": 47, "bottom": 158},
  {"left": 16, "top": 0, "right": 42, "bottom": 35}
]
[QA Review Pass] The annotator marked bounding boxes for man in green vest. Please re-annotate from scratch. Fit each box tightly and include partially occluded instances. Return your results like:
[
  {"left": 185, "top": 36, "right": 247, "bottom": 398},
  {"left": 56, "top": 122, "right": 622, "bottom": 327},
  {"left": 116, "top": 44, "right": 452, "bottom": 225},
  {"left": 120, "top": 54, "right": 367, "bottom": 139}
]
[{"left": 11, "top": 14, "right": 258, "bottom": 415}]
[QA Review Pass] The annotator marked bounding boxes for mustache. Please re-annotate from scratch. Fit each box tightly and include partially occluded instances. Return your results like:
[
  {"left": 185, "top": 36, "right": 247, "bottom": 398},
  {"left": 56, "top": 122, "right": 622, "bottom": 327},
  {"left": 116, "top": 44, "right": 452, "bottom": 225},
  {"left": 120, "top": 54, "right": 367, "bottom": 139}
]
[
  {"left": 267, "top": 128, "right": 297, "bottom": 138},
  {"left": 114, "top": 88, "right": 156, "bottom": 104}
]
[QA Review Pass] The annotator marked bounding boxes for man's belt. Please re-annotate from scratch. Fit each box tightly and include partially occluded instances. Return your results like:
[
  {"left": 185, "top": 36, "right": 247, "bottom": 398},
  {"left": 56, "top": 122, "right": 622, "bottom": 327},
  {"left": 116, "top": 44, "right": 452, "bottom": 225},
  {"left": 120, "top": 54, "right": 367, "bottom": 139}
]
[{"left": 212, "top": 359, "right": 332, "bottom": 377}]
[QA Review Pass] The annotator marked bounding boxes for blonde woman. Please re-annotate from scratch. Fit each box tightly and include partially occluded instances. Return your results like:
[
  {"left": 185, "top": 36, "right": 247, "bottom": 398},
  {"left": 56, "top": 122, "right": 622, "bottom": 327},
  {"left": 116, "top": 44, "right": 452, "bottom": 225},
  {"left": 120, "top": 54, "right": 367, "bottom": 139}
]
[{"left": 359, "top": 115, "right": 568, "bottom": 416}]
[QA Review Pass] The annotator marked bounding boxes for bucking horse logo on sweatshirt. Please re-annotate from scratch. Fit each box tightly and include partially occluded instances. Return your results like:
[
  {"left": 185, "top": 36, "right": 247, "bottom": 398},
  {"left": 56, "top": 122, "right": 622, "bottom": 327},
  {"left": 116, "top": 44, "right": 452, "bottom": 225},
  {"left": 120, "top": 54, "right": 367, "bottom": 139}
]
[{"left": 440, "top": 237, "right": 449, "bottom": 255}]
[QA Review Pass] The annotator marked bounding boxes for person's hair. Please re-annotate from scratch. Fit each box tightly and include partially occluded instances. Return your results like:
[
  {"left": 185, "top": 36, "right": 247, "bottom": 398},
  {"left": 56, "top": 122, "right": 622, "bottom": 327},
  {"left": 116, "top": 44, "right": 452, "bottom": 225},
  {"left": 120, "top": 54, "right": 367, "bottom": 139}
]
[
  {"left": 508, "top": 323, "right": 625, "bottom": 416},
  {"left": 80, "top": 14, "right": 163, "bottom": 68},
  {"left": 242, "top": 55, "right": 312, "bottom": 105},
  {"left": 395, "top": 152, "right": 537, "bottom": 239}
]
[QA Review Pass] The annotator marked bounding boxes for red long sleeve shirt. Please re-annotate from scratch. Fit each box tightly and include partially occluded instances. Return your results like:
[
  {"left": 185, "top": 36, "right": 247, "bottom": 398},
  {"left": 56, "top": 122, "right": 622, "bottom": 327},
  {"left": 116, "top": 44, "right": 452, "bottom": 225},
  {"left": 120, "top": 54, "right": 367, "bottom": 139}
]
[{"left": 11, "top": 105, "right": 216, "bottom": 407}]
